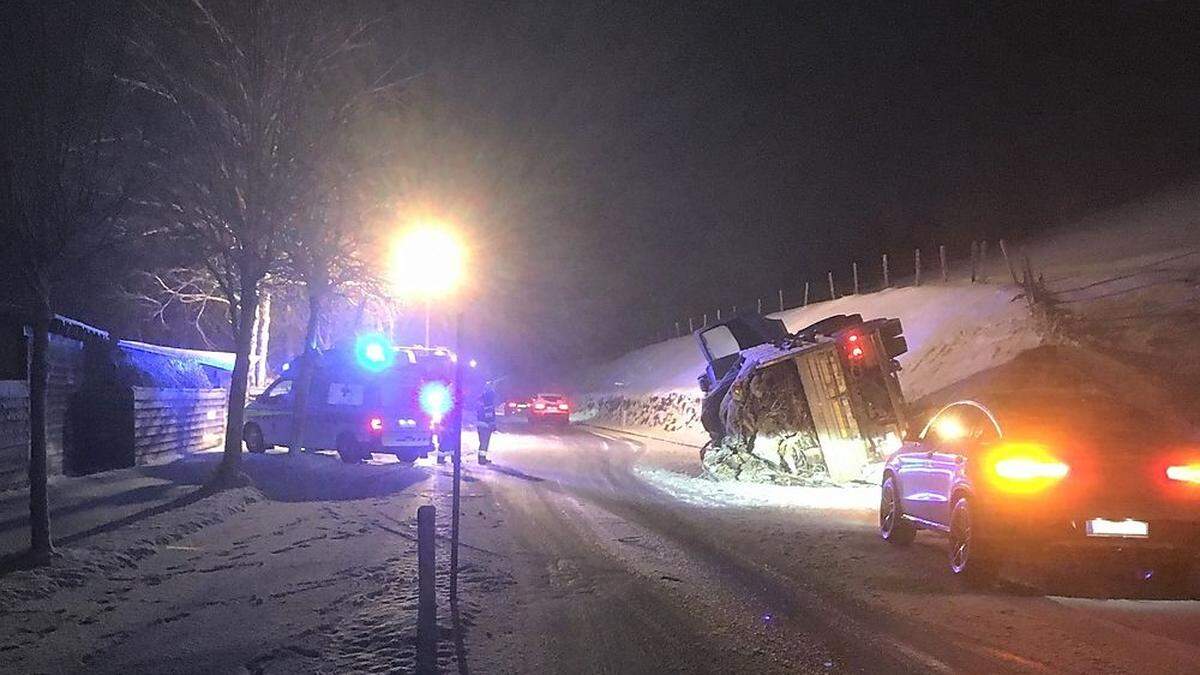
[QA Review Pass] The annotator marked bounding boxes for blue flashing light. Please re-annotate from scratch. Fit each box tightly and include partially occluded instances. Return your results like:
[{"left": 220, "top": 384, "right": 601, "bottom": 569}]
[
  {"left": 355, "top": 333, "right": 395, "bottom": 372},
  {"left": 419, "top": 381, "right": 454, "bottom": 422}
]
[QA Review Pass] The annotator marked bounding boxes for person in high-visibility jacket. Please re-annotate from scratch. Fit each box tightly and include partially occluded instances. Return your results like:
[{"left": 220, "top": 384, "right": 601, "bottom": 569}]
[{"left": 476, "top": 382, "right": 498, "bottom": 465}]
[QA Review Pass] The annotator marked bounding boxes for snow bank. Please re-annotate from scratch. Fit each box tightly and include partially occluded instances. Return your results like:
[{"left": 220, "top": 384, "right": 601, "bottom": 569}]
[
  {"left": 580, "top": 283, "right": 1040, "bottom": 402},
  {"left": 577, "top": 282, "right": 1043, "bottom": 451}
]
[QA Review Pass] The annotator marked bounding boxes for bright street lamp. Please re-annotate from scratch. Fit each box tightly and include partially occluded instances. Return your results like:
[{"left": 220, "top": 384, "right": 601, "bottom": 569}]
[{"left": 388, "top": 224, "right": 467, "bottom": 346}]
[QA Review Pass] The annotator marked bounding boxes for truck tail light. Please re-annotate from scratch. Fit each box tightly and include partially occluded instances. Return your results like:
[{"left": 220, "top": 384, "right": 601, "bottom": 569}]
[{"left": 844, "top": 332, "right": 866, "bottom": 361}]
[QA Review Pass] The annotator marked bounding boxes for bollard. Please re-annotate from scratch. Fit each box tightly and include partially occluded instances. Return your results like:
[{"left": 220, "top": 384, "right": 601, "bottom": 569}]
[{"left": 416, "top": 504, "right": 437, "bottom": 673}]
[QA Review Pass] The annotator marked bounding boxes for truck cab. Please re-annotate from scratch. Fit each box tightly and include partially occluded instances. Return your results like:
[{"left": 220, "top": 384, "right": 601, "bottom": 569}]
[{"left": 243, "top": 339, "right": 456, "bottom": 464}]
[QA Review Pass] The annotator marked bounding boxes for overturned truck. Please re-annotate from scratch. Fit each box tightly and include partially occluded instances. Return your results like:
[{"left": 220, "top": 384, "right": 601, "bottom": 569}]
[{"left": 696, "top": 313, "right": 909, "bottom": 484}]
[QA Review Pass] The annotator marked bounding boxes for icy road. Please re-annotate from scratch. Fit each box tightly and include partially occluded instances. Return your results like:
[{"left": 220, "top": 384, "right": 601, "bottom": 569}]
[{"left": 2, "top": 425, "right": 1200, "bottom": 673}]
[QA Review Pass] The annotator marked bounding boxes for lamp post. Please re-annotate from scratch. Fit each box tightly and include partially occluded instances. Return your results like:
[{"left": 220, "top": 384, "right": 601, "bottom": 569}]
[
  {"left": 388, "top": 222, "right": 469, "bottom": 599},
  {"left": 388, "top": 225, "right": 466, "bottom": 347}
]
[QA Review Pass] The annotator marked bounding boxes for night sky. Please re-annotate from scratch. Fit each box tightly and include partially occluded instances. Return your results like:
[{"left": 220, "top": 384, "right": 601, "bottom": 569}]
[
  {"left": 12, "top": 2, "right": 1199, "bottom": 386},
  {"left": 389, "top": 1, "right": 1199, "bottom": 382}
]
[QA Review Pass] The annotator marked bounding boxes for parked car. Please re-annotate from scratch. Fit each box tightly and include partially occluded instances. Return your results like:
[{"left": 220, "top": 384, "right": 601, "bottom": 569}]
[
  {"left": 879, "top": 393, "right": 1200, "bottom": 585},
  {"left": 503, "top": 399, "right": 530, "bottom": 417},
  {"left": 527, "top": 393, "right": 570, "bottom": 426}
]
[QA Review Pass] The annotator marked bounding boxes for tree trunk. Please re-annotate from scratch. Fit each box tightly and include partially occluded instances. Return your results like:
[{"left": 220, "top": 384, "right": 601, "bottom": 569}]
[
  {"left": 27, "top": 310, "right": 53, "bottom": 559},
  {"left": 217, "top": 287, "right": 259, "bottom": 483},
  {"left": 255, "top": 291, "right": 272, "bottom": 388},
  {"left": 288, "top": 287, "right": 325, "bottom": 454}
]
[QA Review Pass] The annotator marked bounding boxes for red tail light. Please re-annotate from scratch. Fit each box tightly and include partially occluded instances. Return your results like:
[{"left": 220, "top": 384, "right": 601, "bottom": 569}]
[
  {"left": 367, "top": 416, "right": 384, "bottom": 432},
  {"left": 844, "top": 333, "right": 866, "bottom": 360},
  {"left": 558, "top": 403, "right": 569, "bottom": 411},
  {"left": 534, "top": 402, "right": 546, "bottom": 410}
]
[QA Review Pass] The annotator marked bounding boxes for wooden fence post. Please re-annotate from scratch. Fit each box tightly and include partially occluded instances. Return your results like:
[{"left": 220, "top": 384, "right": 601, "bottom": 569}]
[
  {"left": 882, "top": 253, "right": 890, "bottom": 288},
  {"left": 688, "top": 317, "right": 694, "bottom": 332},
  {"left": 828, "top": 271, "right": 836, "bottom": 300},
  {"left": 716, "top": 308, "right": 722, "bottom": 321},
  {"left": 852, "top": 262, "right": 860, "bottom": 294},
  {"left": 939, "top": 244, "right": 948, "bottom": 282},
  {"left": 778, "top": 289, "right": 784, "bottom": 312},
  {"left": 980, "top": 240, "right": 989, "bottom": 281},
  {"left": 970, "top": 241, "right": 979, "bottom": 283},
  {"left": 999, "top": 239, "right": 1020, "bottom": 285},
  {"left": 675, "top": 321, "right": 681, "bottom": 337},
  {"left": 702, "top": 313, "right": 708, "bottom": 328},
  {"left": 756, "top": 298, "right": 762, "bottom": 314},
  {"left": 914, "top": 249, "right": 922, "bottom": 286},
  {"left": 803, "top": 281, "right": 810, "bottom": 307}
]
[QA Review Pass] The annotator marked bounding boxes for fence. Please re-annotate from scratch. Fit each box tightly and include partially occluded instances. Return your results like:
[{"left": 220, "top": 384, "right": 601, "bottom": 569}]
[
  {"left": 132, "top": 388, "right": 227, "bottom": 465},
  {"left": 657, "top": 238, "right": 1020, "bottom": 345},
  {"left": 0, "top": 381, "right": 30, "bottom": 492}
]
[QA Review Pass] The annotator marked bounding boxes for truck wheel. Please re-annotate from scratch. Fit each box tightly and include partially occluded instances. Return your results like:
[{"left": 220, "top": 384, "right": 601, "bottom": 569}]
[
  {"left": 244, "top": 424, "right": 267, "bottom": 454},
  {"left": 879, "top": 476, "right": 916, "bottom": 545},
  {"left": 337, "top": 434, "right": 363, "bottom": 464},
  {"left": 949, "top": 496, "right": 999, "bottom": 586}
]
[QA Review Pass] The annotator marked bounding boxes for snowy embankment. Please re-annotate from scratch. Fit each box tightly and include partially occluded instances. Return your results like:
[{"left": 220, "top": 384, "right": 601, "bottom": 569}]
[
  {"left": 576, "top": 184, "right": 1200, "bottom": 494},
  {"left": 575, "top": 282, "right": 1043, "bottom": 442}
]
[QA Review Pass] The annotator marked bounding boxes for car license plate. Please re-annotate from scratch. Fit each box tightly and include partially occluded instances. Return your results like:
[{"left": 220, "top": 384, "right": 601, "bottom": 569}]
[{"left": 1086, "top": 518, "right": 1149, "bottom": 538}]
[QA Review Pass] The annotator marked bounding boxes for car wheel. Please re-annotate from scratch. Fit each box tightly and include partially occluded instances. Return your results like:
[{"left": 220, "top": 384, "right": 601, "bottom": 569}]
[
  {"left": 949, "top": 496, "right": 998, "bottom": 585},
  {"left": 244, "top": 424, "right": 267, "bottom": 454},
  {"left": 879, "top": 476, "right": 916, "bottom": 545},
  {"left": 337, "top": 434, "right": 363, "bottom": 464}
]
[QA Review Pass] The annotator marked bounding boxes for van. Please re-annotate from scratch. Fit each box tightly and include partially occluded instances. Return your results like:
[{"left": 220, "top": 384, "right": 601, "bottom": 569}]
[{"left": 243, "top": 343, "right": 455, "bottom": 464}]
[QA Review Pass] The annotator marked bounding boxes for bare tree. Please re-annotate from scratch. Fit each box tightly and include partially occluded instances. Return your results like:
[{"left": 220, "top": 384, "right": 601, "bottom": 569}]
[
  {"left": 0, "top": 0, "right": 138, "bottom": 561},
  {"left": 282, "top": 188, "right": 388, "bottom": 455},
  {"left": 125, "top": 0, "right": 402, "bottom": 483}
]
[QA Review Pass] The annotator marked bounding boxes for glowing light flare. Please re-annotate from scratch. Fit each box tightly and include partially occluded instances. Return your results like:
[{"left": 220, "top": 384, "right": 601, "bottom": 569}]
[
  {"left": 1166, "top": 464, "right": 1200, "bottom": 484},
  {"left": 355, "top": 333, "right": 395, "bottom": 372},
  {"left": 533, "top": 402, "right": 546, "bottom": 411},
  {"left": 932, "top": 415, "right": 968, "bottom": 442},
  {"left": 419, "top": 381, "right": 454, "bottom": 422},
  {"left": 388, "top": 226, "right": 467, "bottom": 299},
  {"left": 985, "top": 442, "right": 1070, "bottom": 494},
  {"left": 557, "top": 403, "right": 569, "bottom": 411},
  {"left": 367, "top": 416, "right": 384, "bottom": 432}
]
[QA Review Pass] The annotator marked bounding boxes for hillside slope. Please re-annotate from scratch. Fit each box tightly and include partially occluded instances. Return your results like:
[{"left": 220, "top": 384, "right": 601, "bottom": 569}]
[{"left": 576, "top": 184, "right": 1200, "bottom": 443}]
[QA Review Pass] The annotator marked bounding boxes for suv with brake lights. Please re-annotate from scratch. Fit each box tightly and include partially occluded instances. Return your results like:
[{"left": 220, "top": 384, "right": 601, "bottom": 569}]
[
  {"left": 879, "top": 393, "right": 1200, "bottom": 586},
  {"left": 527, "top": 393, "right": 570, "bottom": 426}
]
